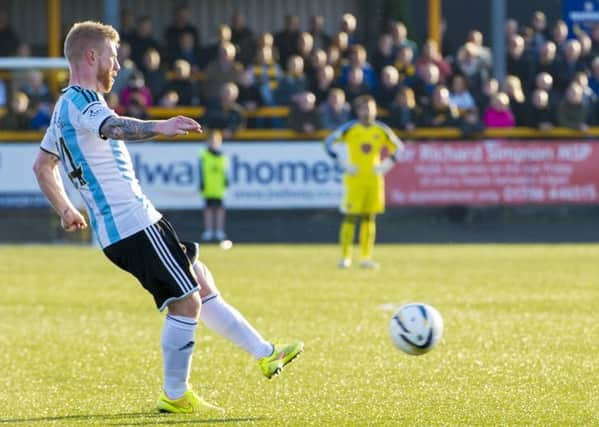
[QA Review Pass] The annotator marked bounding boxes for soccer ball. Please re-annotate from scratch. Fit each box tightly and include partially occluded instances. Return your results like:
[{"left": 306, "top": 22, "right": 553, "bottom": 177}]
[{"left": 389, "top": 303, "right": 443, "bottom": 355}]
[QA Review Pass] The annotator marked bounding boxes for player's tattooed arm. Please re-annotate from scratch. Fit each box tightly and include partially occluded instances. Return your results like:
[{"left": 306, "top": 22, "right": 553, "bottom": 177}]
[{"left": 100, "top": 117, "right": 160, "bottom": 141}]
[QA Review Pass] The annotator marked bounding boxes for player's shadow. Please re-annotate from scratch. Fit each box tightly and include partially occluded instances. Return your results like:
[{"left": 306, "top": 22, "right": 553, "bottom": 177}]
[{"left": 0, "top": 412, "right": 265, "bottom": 425}]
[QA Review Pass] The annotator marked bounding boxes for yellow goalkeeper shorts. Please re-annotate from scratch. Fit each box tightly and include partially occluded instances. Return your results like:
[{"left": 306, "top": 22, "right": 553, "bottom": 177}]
[{"left": 341, "top": 180, "right": 385, "bottom": 215}]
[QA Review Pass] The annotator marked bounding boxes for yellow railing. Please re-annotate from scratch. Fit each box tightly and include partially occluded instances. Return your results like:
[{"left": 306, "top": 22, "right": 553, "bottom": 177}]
[{"left": 1, "top": 127, "right": 599, "bottom": 142}]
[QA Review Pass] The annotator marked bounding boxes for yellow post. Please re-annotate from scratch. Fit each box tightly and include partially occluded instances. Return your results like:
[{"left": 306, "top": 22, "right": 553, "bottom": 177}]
[
  {"left": 428, "top": 0, "right": 441, "bottom": 46},
  {"left": 47, "top": 0, "right": 61, "bottom": 96}
]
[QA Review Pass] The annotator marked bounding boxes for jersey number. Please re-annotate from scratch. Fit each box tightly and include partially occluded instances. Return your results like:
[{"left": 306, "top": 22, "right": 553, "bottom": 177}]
[{"left": 58, "top": 137, "right": 87, "bottom": 187}]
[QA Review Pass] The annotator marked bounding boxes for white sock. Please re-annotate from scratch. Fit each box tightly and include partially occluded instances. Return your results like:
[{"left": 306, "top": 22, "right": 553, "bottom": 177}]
[
  {"left": 161, "top": 314, "right": 197, "bottom": 399},
  {"left": 200, "top": 294, "right": 273, "bottom": 359}
]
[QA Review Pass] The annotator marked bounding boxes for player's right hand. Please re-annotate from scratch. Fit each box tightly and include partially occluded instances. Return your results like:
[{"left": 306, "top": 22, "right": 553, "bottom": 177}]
[
  {"left": 338, "top": 161, "right": 357, "bottom": 176},
  {"left": 60, "top": 207, "right": 88, "bottom": 232},
  {"left": 157, "top": 116, "right": 203, "bottom": 136}
]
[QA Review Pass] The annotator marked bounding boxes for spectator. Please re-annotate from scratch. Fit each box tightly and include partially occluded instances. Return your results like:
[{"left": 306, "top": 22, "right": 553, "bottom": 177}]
[
  {"left": 394, "top": 45, "right": 417, "bottom": 87},
  {"left": 342, "top": 67, "right": 370, "bottom": 105},
  {"left": 388, "top": 86, "right": 417, "bottom": 131},
  {"left": 230, "top": 11, "right": 255, "bottom": 66},
  {"left": 0, "top": 9, "right": 19, "bottom": 56},
  {"left": 505, "top": 19, "right": 519, "bottom": 41},
  {"left": 374, "top": 66, "right": 400, "bottom": 110},
  {"left": 577, "top": 32, "right": 594, "bottom": 70},
  {"left": 326, "top": 45, "right": 342, "bottom": 77},
  {"left": 20, "top": 71, "right": 53, "bottom": 107},
  {"left": 170, "top": 30, "right": 201, "bottom": 70},
  {"left": 331, "top": 31, "right": 350, "bottom": 59},
  {"left": 309, "top": 15, "right": 331, "bottom": 50},
  {"left": 237, "top": 69, "right": 262, "bottom": 112},
  {"left": 449, "top": 74, "right": 476, "bottom": 116},
  {"left": 141, "top": 48, "right": 166, "bottom": 100},
  {"left": 0, "top": 91, "right": 30, "bottom": 130},
  {"left": 274, "top": 14, "right": 301, "bottom": 67},
  {"left": 163, "top": 59, "right": 196, "bottom": 105},
  {"left": 202, "top": 25, "right": 232, "bottom": 68},
  {"left": 129, "top": 16, "right": 161, "bottom": 67},
  {"left": 534, "top": 72, "right": 558, "bottom": 110},
  {"left": 111, "top": 41, "right": 136, "bottom": 96},
  {"left": 288, "top": 91, "right": 321, "bottom": 133},
  {"left": 389, "top": 21, "right": 418, "bottom": 57},
  {"left": 297, "top": 32, "right": 315, "bottom": 64},
  {"left": 420, "top": 86, "right": 460, "bottom": 127},
  {"left": 572, "top": 72, "right": 597, "bottom": 116},
  {"left": 531, "top": 11, "right": 549, "bottom": 51},
  {"left": 554, "top": 39, "right": 585, "bottom": 92},
  {"left": 119, "top": 8, "right": 136, "bottom": 43},
  {"left": 551, "top": 19, "right": 569, "bottom": 58},
  {"left": 534, "top": 41, "right": 557, "bottom": 77},
  {"left": 475, "top": 77, "right": 499, "bottom": 113},
  {"left": 454, "top": 42, "right": 489, "bottom": 99},
  {"left": 339, "top": 44, "right": 377, "bottom": 90},
  {"left": 503, "top": 75, "right": 528, "bottom": 126},
  {"left": 158, "top": 90, "right": 180, "bottom": 107},
  {"left": 124, "top": 92, "right": 149, "bottom": 120},
  {"left": 319, "top": 88, "right": 351, "bottom": 129},
  {"left": 506, "top": 34, "right": 534, "bottom": 91},
  {"left": 202, "top": 82, "right": 246, "bottom": 138},
  {"left": 557, "top": 82, "right": 589, "bottom": 131},
  {"left": 251, "top": 45, "right": 282, "bottom": 106},
  {"left": 466, "top": 30, "right": 493, "bottom": 69},
  {"left": 413, "top": 62, "right": 441, "bottom": 107},
  {"left": 340, "top": 13, "right": 359, "bottom": 45},
  {"left": 305, "top": 48, "right": 327, "bottom": 85},
  {"left": 415, "top": 39, "right": 452, "bottom": 83},
  {"left": 165, "top": 4, "right": 199, "bottom": 54},
  {"left": 483, "top": 92, "right": 515, "bottom": 128},
  {"left": 274, "top": 55, "right": 308, "bottom": 106},
  {"left": 120, "top": 71, "right": 153, "bottom": 109},
  {"left": 203, "top": 42, "right": 244, "bottom": 103},
  {"left": 371, "top": 34, "right": 396, "bottom": 76},
  {"left": 310, "top": 64, "right": 335, "bottom": 104},
  {"left": 527, "top": 89, "right": 554, "bottom": 130}
]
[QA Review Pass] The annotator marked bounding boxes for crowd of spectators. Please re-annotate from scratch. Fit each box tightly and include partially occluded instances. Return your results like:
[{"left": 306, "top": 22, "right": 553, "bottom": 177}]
[{"left": 2, "top": 7, "right": 599, "bottom": 135}]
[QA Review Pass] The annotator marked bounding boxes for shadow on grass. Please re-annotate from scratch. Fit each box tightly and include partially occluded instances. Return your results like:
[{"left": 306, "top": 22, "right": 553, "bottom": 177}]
[{"left": 0, "top": 412, "right": 265, "bottom": 425}]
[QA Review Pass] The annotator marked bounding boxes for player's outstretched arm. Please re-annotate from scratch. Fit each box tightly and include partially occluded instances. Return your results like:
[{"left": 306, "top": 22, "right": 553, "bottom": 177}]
[
  {"left": 33, "top": 151, "right": 87, "bottom": 232},
  {"left": 100, "top": 115, "right": 203, "bottom": 141}
]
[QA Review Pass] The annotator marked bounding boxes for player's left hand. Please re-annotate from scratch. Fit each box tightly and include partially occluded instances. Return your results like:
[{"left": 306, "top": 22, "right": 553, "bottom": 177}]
[
  {"left": 374, "top": 158, "right": 395, "bottom": 176},
  {"left": 157, "top": 116, "right": 203, "bottom": 136}
]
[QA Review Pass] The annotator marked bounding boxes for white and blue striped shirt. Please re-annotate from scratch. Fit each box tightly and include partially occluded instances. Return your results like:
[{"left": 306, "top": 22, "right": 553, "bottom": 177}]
[{"left": 40, "top": 85, "right": 161, "bottom": 248}]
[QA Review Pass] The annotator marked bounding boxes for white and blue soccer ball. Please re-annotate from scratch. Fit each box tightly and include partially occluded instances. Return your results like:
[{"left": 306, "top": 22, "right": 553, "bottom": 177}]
[{"left": 389, "top": 303, "right": 444, "bottom": 355}]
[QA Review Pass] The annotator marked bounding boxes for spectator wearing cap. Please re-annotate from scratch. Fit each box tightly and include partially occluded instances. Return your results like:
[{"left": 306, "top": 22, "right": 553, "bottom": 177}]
[{"left": 319, "top": 88, "right": 351, "bottom": 129}]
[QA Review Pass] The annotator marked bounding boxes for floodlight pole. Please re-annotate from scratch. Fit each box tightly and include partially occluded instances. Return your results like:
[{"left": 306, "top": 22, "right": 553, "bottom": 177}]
[
  {"left": 104, "top": 0, "right": 120, "bottom": 28},
  {"left": 428, "top": 0, "right": 441, "bottom": 45},
  {"left": 491, "top": 0, "right": 507, "bottom": 84},
  {"left": 48, "top": 0, "right": 61, "bottom": 95}
]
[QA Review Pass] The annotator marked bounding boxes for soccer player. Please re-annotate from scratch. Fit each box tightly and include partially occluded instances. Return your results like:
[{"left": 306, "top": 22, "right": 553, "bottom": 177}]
[
  {"left": 199, "top": 130, "right": 228, "bottom": 242},
  {"left": 324, "top": 95, "right": 404, "bottom": 269},
  {"left": 32, "top": 21, "right": 303, "bottom": 414}
]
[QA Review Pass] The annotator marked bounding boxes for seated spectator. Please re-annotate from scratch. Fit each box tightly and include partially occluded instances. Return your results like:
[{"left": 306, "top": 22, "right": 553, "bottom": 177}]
[
  {"left": 573, "top": 71, "right": 597, "bottom": 111},
  {"left": 170, "top": 31, "right": 201, "bottom": 70},
  {"left": 534, "top": 41, "right": 557, "bottom": 78},
  {"left": 0, "top": 91, "right": 31, "bottom": 130},
  {"left": 297, "top": 32, "right": 315, "bottom": 64},
  {"left": 415, "top": 39, "right": 452, "bottom": 83},
  {"left": 454, "top": 42, "right": 489, "bottom": 99},
  {"left": 230, "top": 11, "right": 256, "bottom": 66},
  {"left": 165, "top": 4, "right": 199, "bottom": 54},
  {"left": 341, "top": 13, "right": 359, "bottom": 45},
  {"left": 371, "top": 34, "right": 396, "bottom": 76},
  {"left": 310, "top": 64, "right": 335, "bottom": 104},
  {"left": 0, "top": 9, "right": 19, "bottom": 56},
  {"left": 342, "top": 66, "right": 370, "bottom": 105},
  {"left": 250, "top": 44, "right": 282, "bottom": 106},
  {"left": 201, "top": 25, "right": 232, "bottom": 68},
  {"left": 237, "top": 69, "right": 262, "bottom": 111},
  {"left": 288, "top": 91, "right": 321, "bottom": 133},
  {"left": 141, "top": 48, "right": 166, "bottom": 99},
  {"left": 578, "top": 32, "right": 594, "bottom": 70},
  {"left": 531, "top": 10, "right": 549, "bottom": 51},
  {"left": 394, "top": 45, "right": 417, "bottom": 87},
  {"left": 129, "top": 16, "right": 161, "bottom": 67},
  {"left": 413, "top": 62, "right": 441, "bottom": 107},
  {"left": 319, "top": 88, "right": 351, "bottom": 129},
  {"left": 305, "top": 48, "right": 327, "bottom": 86},
  {"left": 551, "top": 19, "right": 569, "bottom": 58},
  {"left": 557, "top": 82, "right": 589, "bottom": 131},
  {"left": 389, "top": 21, "right": 418, "bottom": 57},
  {"left": 20, "top": 70, "right": 53, "bottom": 107},
  {"left": 475, "top": 77, "right": 498, "bottom": 112},
  {"left": 527, "top": 89, "right": 554, "bottom": 130},
  {"left": 554, "top": 39, "right": 585, "bottom": 92},
  {"left": 503, "top": 75, "right": 528, "bottom": 126},
  {"left": 111, "top": 41, "right": 136, "bottom": 96},
  {"left": 158, "top": 90, "right": 180, "bottom": 108},
  {"left": 124, "top": 92, "right": 149, "bottom": 120},
  {"left": 505, "top": 19, "right": 519, "bottom": 41},
  {"left": 274, "top": 14, "right": 301, "bottom": 66},
  {"left": 420, "top": 86, "right": 460, "bottom": 127},
  {"left": 483, "top": 92, "right": 515, "bottom": 128},
  {"left": 326, "top": 44, "right": 343, "bottom": 77},
  {"left": 331, "top": 31, "right": 350, "bottom": 59},
  {"left": 506, "top": 34, "right": 534, "bottom": 91},
  {"left": 374, "top": 66, "right": 400, "bottom": 110},
  {"left": 309, "top": 15, "right": 331, "bottom": 50},
  {"left": 120, "top": 71, "right": 153, "bottom": 109},
  {"left": 534, "top": 72, "right": 558, "bottom": 110},
  {"left": 163, "top": 59, "right": 197, "bottom": 105},
  {"left": 449, "top": 74, "right": 476, "bottom": 116},
  {"left": 203, "top": 42, "right": 244, "bottom": 104},
  {"left": 274, "top": 55, "right": 308, "bottom": 106},
  {"left": 339, "top": 44, "right": 377, "bottom": 90},
  {"left": 388, "top": 86, "right": 417, "bottom": 131},
  {"left": 202, "top": 82, "right": 246, "bottom": 138}
]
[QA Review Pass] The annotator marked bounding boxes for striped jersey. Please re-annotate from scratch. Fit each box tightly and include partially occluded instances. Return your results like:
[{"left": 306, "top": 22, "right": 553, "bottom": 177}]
[{"left": 40, "top": 85, "right": 161, "bottom": 248}]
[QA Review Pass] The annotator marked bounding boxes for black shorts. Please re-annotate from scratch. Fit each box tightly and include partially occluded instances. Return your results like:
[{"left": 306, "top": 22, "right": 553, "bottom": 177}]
[
  {"left": 103, "top": 217, "right": 200, "bottom": 311},
  {"left": 205, "top": 198, "right": 224, "bottom": 207}
]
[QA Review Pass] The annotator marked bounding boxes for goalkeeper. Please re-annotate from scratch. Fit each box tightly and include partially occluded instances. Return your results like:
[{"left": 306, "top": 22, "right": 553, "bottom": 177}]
[{"left": 324, "top": 95, "right": 404, "bottom": 269}]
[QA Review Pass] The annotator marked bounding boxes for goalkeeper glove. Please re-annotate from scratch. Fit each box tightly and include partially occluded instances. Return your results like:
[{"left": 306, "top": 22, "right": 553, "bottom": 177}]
[
  {"left": 374, "top": 158, "right": 395, "bottom": 176},
  {"left": 337, "top": 160, "right": 358, "bottom": 176}
]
